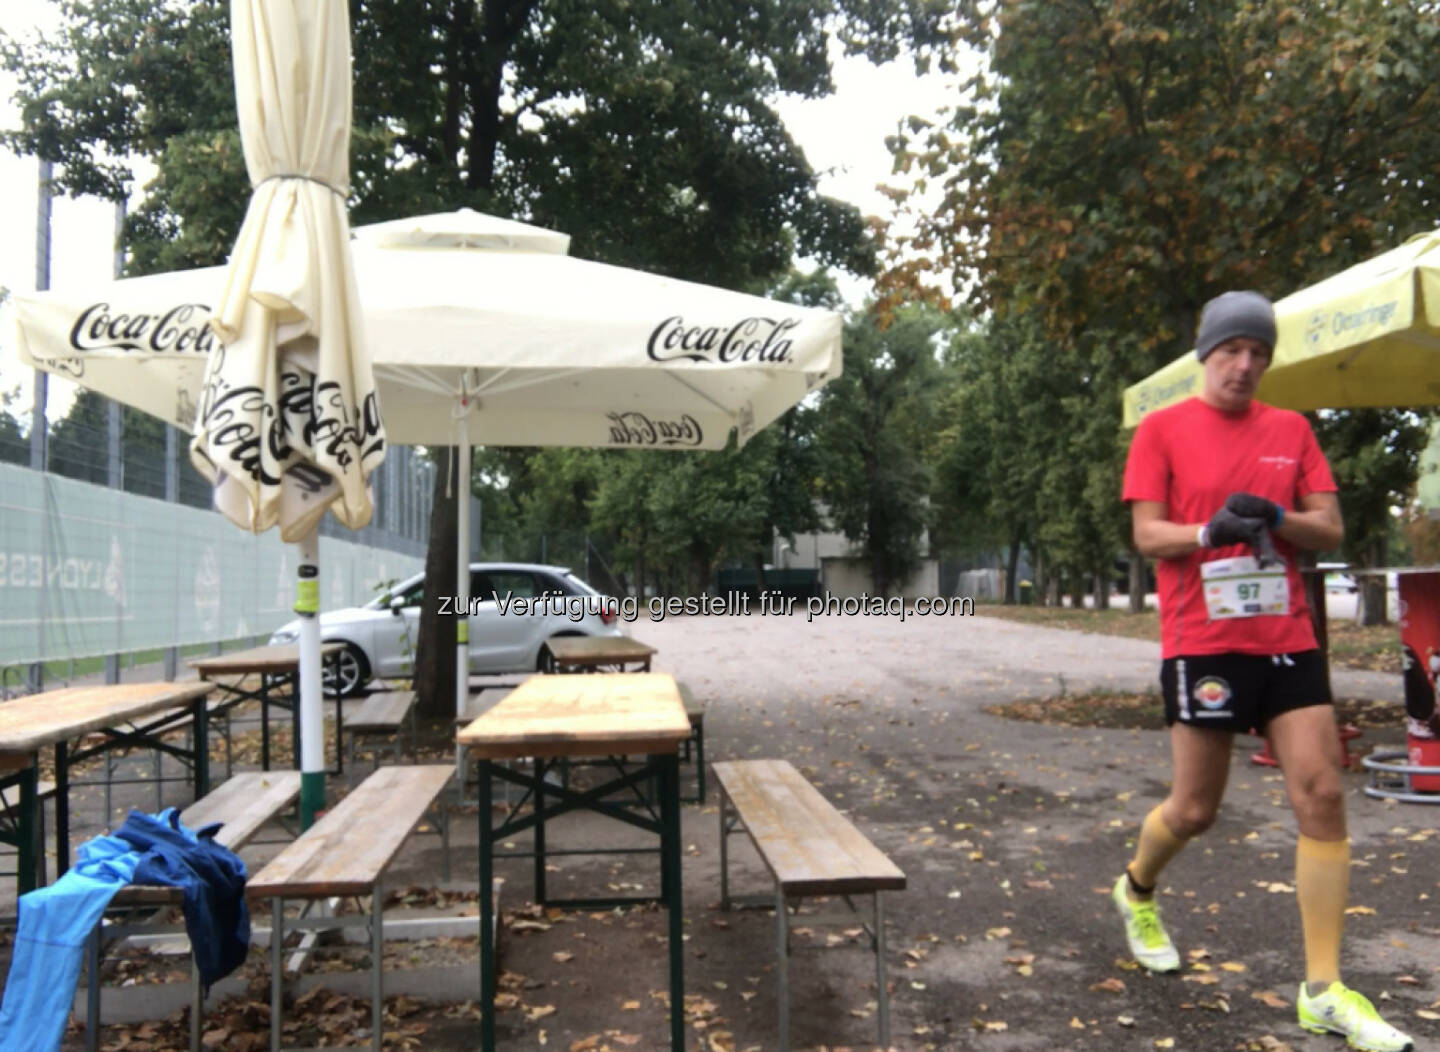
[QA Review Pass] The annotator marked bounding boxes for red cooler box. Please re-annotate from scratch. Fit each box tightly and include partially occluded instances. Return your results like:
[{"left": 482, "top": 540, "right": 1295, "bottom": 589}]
[{"left": 1399, "top": 572, "right": 1440, "bottom": 791}]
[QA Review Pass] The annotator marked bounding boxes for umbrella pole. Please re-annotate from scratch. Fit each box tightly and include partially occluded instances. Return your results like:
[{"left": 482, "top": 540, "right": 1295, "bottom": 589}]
[
  {"left": 456, "top": 415, "right": 472, "bottom": 722},
  {"left": 296, "top": 527, "right": 325, "bottom": 829}
]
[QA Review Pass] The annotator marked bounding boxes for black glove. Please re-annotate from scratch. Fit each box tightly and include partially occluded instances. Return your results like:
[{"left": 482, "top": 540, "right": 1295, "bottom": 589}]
[
  {"left": 1205, "top": 507, "right": 1268, "bottom": 549},
  {"left": 1224, "top": 492, "right": 1284, "bottom": 529}
]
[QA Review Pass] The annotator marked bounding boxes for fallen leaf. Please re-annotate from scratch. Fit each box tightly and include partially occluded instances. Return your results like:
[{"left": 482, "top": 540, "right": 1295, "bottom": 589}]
[{"left": 1090, "top": 978, "right": 1126, "bottom": 994}]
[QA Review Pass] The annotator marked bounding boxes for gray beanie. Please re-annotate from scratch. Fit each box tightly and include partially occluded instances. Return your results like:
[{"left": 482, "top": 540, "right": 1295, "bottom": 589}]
[{"left": 1195, "top": 290, "right": 1276, "bottom": 361}]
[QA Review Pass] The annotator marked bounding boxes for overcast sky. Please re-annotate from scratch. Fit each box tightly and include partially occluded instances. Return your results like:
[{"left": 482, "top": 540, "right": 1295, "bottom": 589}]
[{"left": 0, "top": 3, "right": 960, "bottom": 412}]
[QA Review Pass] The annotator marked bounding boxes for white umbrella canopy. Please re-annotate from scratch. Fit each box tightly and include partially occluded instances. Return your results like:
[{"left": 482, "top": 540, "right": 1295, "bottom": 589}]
[
  {"left": 13, "top": 209, "right": 843, "bottom": 450},
  {"left": 10, "top": 206, "right": 842, "bottom": 718},
  {"left": 1123, "top": 228, "right": 1440, "bottom": 426}
]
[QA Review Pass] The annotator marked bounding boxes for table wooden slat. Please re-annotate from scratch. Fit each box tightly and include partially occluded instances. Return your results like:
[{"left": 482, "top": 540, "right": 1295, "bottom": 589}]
[
  {"left": 544, "top": 635, "right": 657, "bottom": 664},
  {"left": 246, "top": 764, "right": 453, "bottom": 898},
  {"left": 713, "top": 759, "right": 906, "bottom": 897},
  {"left": 189, "top": 643, "right": 342, "bottom": 677},
  {"left": 457, "top": 673, "right": 689, "bottom": 759},
  {"left": 0, "top": 682, "right": 214, "bottom": 754}
]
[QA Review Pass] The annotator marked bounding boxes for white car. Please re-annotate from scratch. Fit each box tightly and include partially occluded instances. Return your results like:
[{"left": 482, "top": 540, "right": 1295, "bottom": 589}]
[{"left": 269, "top": 562, "right": 623, "bottom": 696}]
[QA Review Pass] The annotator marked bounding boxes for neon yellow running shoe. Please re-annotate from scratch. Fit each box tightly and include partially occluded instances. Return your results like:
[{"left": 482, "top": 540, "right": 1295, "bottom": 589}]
[
  {"left": 1297, "top": 981, "right": 1414, "bottom": 1051},
  {"left": 1110, "top": 874, "right": 1179, "bottom": 972}
]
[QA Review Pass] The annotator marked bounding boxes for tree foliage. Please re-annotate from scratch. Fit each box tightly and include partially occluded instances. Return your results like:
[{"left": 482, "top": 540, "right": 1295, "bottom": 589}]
[
  {"left": 887, "top": 0, "right": 1440, "bottom": 601},
  {"left": 4, "top": 0, "right": 947, "bottom": 710},
  {"left": 815, "top": 305, "right": 950, "bottom": 595}
]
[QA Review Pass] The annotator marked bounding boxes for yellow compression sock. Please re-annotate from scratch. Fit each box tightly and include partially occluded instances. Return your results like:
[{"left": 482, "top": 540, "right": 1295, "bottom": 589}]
[
  {"left": 1296, "top": 835, "right": 1349, "bottom": 987},
  {"left": 1127, "top": 805, "right": 1187, "bottom": 896}
]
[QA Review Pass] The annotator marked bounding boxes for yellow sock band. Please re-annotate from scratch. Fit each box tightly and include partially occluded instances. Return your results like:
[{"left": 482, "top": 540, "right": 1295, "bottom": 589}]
[
  {"left": 1296, "top": 835, "right": 1349, "bottom": 986},
  {"left": 1128, "top": 805, "right": 1187, "bottom": 892}
]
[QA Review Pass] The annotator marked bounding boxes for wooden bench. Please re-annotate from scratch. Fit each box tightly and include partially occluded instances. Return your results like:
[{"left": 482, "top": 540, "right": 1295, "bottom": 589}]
[
  {"left": 345, "top": 690, "right": 417, "bottom": 769},
  {"left": 84, "top": 770, "right": 304, "bottom": 1052},
  {"left": 713, "top": 759, "right": 905, "bottom": 1052},
  {"left": 246, "top": 764, "right": 455, "bottom": 1052},
  {"left": 675, "top": 681, "right": 706, "bottom": 804}
]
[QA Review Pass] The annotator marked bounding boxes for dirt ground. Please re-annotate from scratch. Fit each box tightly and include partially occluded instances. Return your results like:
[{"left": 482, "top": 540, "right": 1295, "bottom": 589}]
[{"left": 7, "top": 608, "right": 1437, "bottom": 1051}]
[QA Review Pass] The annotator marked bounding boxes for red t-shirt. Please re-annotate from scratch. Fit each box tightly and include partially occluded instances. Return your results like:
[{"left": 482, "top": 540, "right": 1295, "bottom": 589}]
[{"left": 1122, "top": 397, "right": 1337, "bottom": 658}]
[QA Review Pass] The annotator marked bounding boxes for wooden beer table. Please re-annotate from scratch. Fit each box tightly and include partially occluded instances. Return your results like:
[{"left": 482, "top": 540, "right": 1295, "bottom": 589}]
[
  {"left": 543, "top": 634, "right": 657, "bottom": 673},
  {"left": 190, "top": 643, "right": 344, "bottom": 775},
  {"left": 0, "top": 681, "right": 214, "bottom": 892},
  {"left": 458, "top": 672, "right": 690, "bottom": 1051}
]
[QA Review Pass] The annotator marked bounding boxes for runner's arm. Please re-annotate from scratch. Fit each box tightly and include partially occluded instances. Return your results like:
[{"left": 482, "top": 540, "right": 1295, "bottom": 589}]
[
  {"left": 1274, "top": 490, "right": 1343, "bottom": 552},
  {"left": 1130, "top": 501, "right": 1206, "bottom": 560}
]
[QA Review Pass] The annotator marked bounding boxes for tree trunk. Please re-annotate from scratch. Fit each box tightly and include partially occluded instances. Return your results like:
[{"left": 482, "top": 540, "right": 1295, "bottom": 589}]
[
  {"left": 1068, "top": 572, "right": 1086, "bottom": 609},
  {"left": 1357, "top": 537, "right": 1390, "bottom": 626},
  {"left": 1093, "top": 569, "right": 1111, "bottom": 610},
  {"left": 1128, "top": 550, "right": 1147, "bottom": 614},
  {"left": 414, "top": 449, "right": 459, "bottom": 720},
  {"left": 1005, "top": 536, "right": 1021, "bottom": 604}
]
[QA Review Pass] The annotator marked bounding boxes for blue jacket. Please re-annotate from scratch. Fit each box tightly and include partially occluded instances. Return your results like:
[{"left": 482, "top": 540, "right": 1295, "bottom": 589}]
[
  {"left": 0, "top": 810, "right": 249, "bottom": 1052},
  {"left": 112, "top": 809, "right": 250, "bottom": 990}
]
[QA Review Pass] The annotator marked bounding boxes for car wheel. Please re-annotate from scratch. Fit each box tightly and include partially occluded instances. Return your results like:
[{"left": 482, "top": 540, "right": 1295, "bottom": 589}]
[
  {"left": 323, "top": 643, "right": 370, "bottom": 698},
  {"left": 537, "top": 632, "right": 583, "bottom": 673}
]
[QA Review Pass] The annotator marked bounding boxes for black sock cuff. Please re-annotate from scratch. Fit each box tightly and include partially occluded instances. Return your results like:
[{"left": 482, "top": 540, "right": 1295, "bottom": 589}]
[{"left": 1125, "top": 867, "right": 1155, "bottom": 896}]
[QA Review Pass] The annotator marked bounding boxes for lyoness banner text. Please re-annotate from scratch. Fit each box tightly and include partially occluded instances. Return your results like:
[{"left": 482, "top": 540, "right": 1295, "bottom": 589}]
[{"left": 647, "top": 315, "right": 800, "bottom": 365}]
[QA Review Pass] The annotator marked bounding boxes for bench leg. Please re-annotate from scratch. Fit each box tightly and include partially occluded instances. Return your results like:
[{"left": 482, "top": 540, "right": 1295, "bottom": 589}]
[
  {"left": 693, "top": 724, "right": 705, "bottom": 805},
  {"left": 478, "top": 761, "right": 496, "bottom": 1052},
  {"left": 873, "top": 892, "right": 889, "bottom": 1049},
  {"left": 85, "top": 924, "right": 102, "bottom": 1052},
  {"left": 718, "top": 790, "right": 731, "bottom": 910},
  {"left": 190, "top": 953, "right": 203, "bottom": 1052},
  {"left": 775, "top": 886, "right": 790, "bottom": 1052},
  {"left": 271, "top": 898, "right": 284, "bottom": 1052},
  {"left": 370, "top": 880, "right": 384, "bottom": 1052}
]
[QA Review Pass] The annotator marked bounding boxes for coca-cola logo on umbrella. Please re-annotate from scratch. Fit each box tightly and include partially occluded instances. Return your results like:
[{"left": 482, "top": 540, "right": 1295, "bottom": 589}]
[
  {"left": 606, "top": 412, "right": 704, "bottom": 448},
  {"left": 69, "top": 303, "right": 218, "bottom": 354},
  {"left": 648, "top": 315, "right": 800, "bottom": 365}
]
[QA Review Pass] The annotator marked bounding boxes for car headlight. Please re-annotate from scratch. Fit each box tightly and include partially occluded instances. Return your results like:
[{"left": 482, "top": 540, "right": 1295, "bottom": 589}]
[{"left": 270, "top": 627, "right": 300, "bottom": 644}]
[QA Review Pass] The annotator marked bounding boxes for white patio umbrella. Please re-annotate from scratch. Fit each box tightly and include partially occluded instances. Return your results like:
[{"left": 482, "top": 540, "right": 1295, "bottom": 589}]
[{"left": 10, "top": 208, "right": 843, "bottom": 716}]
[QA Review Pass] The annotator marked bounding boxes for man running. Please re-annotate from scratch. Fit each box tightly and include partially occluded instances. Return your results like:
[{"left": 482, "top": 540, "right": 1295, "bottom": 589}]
[{"left": 1116, "top": 290, "right": 1413, "bottom": 1052}]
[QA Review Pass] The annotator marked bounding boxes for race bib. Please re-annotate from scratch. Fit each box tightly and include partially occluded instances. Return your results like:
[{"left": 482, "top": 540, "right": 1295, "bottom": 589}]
[{"left": 1200, "top": 555, "right": 1288, "bottom": 620}]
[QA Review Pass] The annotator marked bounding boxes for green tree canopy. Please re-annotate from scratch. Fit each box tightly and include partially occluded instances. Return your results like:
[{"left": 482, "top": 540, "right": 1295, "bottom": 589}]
[
  {"left": 816, "top": 304, "right": 952, "bottom": 595},
  {"left": 886, "top": 0, "right": 1440, "bottom": 605},
  {"left": 4, "top": 0, "right": 946, "bottom": 710}
]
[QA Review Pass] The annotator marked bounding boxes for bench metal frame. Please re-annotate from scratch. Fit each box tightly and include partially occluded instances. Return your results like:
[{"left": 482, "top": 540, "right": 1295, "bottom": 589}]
[
  {"left": 718, "top": 786, "right": 893, "bottom": 1052},
  {"left": 265, "top": 891, "right": 386, "bottom": 1052},
  {"left": 345, "top": 696, "right": 418, "bottom": 771},
  {"left": 80, "top": 796, "right": 302, "bottom": 1052}
]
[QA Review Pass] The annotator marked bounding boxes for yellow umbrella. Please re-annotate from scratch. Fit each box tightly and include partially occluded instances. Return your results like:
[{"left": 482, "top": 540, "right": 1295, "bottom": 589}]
[
  {"left": 1121, "top": 350, "right": 1204, "bottom": 428},
  {"left": 1123, "top": 229, "right": 1440, "bottom": 426}
]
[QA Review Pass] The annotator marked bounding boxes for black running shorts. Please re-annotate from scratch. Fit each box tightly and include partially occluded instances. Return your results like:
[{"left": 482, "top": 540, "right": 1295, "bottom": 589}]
[{"left": 1160, "top": 650, "right": 1331, "bottom": 732}]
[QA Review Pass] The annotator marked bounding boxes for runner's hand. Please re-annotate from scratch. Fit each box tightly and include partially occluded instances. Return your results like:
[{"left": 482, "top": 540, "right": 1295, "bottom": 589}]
[
  {"left": 1205, "top": 507, "right": 1268, "bottom": 548},
  {"left": 1224, "top": 492, "right": 1284, "bottom": 528}
]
